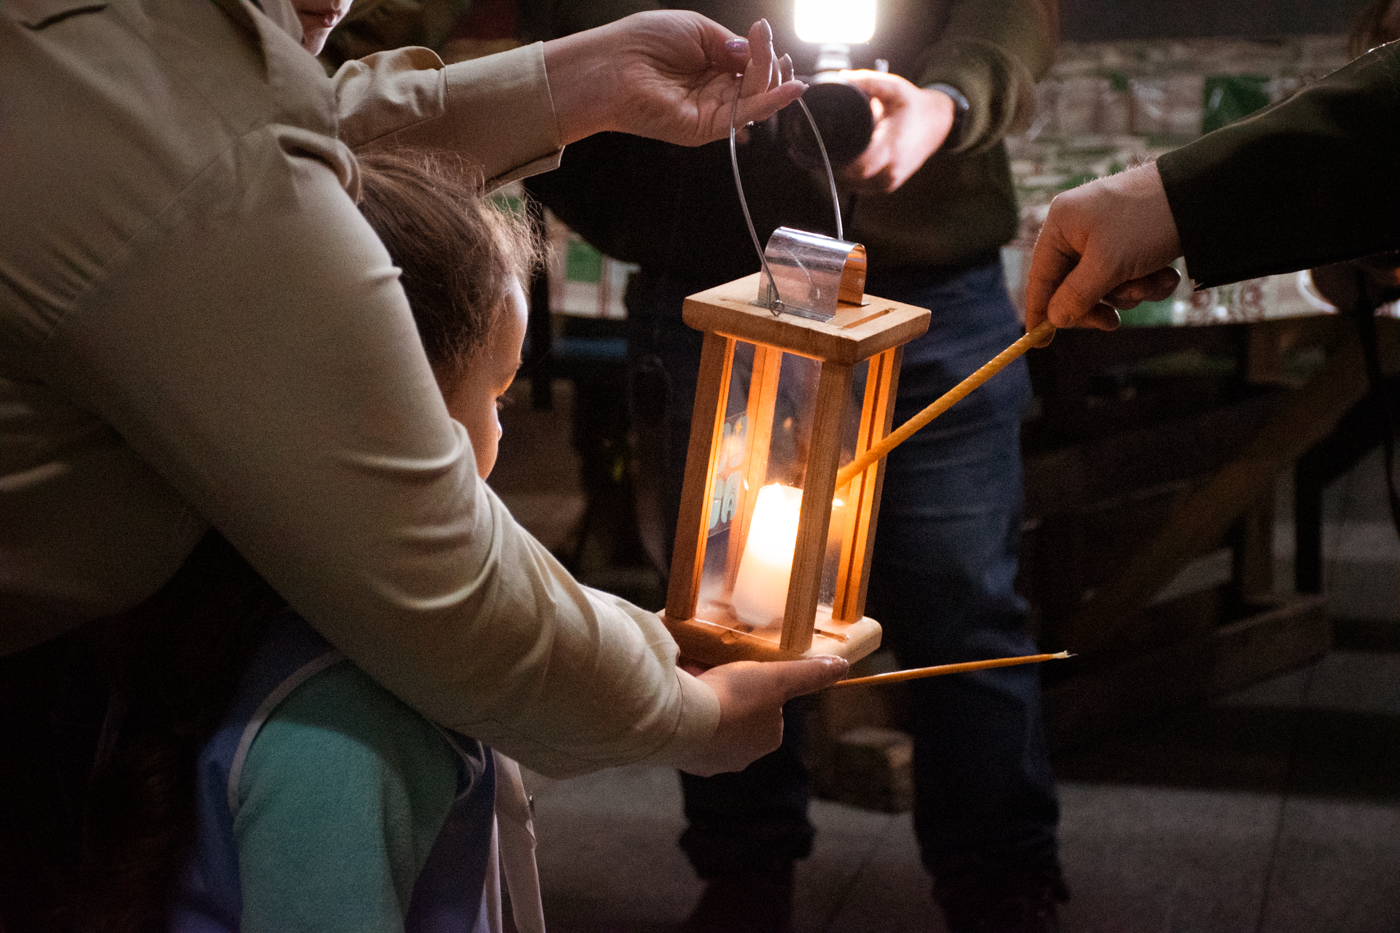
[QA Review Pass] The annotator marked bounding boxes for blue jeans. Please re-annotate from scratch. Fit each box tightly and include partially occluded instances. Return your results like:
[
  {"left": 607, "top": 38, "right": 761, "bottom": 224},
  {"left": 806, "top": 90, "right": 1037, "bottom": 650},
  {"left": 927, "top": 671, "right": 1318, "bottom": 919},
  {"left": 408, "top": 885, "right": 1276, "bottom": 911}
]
[{"left": 624, "top": 260, "right": 1061, "bottom": 886}]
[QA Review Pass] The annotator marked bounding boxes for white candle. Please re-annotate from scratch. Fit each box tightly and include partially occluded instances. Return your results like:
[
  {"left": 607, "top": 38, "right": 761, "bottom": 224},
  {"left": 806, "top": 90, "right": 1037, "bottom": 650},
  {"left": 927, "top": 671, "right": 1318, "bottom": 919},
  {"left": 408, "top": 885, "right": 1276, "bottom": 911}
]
[{"left": 731, "top": 483, "right": 803, "bottom": 628}]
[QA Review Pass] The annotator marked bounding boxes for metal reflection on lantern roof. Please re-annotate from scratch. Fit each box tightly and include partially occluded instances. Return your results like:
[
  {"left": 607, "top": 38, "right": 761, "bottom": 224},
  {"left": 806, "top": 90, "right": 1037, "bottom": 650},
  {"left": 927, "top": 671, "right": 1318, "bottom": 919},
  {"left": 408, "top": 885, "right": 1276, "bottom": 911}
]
[{"left": 757, "top": 227, "right": 868, "bottom": 323}]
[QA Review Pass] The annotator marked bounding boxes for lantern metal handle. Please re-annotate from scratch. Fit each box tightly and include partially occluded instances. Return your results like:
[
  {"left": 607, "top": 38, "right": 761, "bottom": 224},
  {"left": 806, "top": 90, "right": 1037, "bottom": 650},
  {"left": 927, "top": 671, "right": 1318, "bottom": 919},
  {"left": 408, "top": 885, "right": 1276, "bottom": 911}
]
[{"left": 728, "top": 76, "right": 848, "bottom": 319}]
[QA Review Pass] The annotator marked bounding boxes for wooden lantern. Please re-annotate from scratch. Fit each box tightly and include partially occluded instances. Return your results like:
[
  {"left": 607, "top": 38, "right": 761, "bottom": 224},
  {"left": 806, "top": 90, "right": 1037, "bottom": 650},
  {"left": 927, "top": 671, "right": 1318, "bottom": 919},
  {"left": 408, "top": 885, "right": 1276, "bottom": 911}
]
[{"left": 662, "top": 270, "right": 930, "bottom": 667}]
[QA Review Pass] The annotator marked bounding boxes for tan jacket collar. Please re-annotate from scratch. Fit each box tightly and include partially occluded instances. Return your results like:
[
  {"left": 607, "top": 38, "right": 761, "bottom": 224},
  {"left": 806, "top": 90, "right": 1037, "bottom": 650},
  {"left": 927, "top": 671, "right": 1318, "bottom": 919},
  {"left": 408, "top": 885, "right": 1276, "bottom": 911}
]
[{"left": 206, "top": 0, "right": 300, "bottom": 50}]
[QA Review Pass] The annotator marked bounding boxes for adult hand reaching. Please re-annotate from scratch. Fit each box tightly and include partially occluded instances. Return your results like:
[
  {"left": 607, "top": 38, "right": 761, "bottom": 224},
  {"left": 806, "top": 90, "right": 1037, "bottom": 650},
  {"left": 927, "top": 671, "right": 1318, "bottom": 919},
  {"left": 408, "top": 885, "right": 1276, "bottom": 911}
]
[
  {"left": 543, "top": 14, "right": 805, "bottom": 148},
  {"left": 838, "top": 70, "right": 957, "bottom": 194},
  {"left": 671, "top": 656, "right": 849, "bottom": 777},
  {"left": 1024, "top": 162, "right": 1186, "bottom": 331}
]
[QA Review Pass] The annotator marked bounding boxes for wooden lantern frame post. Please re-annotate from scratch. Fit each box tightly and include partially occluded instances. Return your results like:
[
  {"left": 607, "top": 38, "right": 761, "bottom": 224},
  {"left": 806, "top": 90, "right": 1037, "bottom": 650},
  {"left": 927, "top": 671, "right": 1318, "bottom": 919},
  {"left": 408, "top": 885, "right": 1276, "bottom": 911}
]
[{"left": 662, "top": 272, "right": 930, "bottom": 667}]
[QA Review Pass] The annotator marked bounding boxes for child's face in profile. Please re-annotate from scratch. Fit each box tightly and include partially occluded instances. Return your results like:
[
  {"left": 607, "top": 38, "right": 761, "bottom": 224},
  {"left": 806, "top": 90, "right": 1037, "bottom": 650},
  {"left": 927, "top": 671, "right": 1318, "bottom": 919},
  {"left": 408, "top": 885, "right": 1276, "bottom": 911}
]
[{"left": 444, "top": 278, "right": 528, "bottom": 480}]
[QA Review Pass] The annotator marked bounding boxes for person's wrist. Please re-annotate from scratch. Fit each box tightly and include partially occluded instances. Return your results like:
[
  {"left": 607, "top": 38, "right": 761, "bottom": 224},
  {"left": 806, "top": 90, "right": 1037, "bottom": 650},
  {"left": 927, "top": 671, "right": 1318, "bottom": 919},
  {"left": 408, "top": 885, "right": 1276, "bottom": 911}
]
[
  {"left": 924, "top": 82, "right": 969, "bottom": 149},
  {"left": 541, "top": 27, "right": 618, "bottom": 144},
  {"left": 1123, "top": 162, "right": 1182, "bottom": 267}
]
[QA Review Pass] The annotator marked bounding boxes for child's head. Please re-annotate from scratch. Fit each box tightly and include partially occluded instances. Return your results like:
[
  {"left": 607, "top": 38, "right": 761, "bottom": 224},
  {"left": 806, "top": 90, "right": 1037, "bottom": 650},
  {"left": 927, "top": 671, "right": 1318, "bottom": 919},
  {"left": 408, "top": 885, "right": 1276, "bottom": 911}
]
[{"left": 355, "top": 149, "right": 540, "bottom": 478}]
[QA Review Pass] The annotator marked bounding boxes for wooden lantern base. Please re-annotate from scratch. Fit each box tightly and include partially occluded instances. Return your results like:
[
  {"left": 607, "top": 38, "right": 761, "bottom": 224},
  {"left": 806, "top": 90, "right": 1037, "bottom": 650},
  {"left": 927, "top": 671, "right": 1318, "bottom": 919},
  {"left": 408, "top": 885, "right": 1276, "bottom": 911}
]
[{"left": 661, "top": 607, "right": 882, "bottom": 668}]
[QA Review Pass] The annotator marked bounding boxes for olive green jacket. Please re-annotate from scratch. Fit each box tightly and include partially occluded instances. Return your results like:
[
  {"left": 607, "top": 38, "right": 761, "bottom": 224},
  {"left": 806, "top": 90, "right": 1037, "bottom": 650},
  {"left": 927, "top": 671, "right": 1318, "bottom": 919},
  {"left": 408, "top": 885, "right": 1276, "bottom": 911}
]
[{"left": 1158, "top": 40, "right": 1400, "bottom": 288}]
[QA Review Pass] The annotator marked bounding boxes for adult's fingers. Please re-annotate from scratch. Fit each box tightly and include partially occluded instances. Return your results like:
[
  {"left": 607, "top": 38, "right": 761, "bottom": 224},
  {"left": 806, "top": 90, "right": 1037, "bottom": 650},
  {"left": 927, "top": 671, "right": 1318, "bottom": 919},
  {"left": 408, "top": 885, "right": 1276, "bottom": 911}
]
[
  {"left": 840, "top": 68, "right": 903, "bottom": 103},
  {"left": 730, "top": 22, "right": 804, "bottom": 127},
  {"left": 1025, "top": 163, "right": 1183, "bottom": 331},
  {"left": 698, "top": 656, "right": 848, "bottom": 706},
  {"left": 1082, "top": 302, "right": 1123, "bottom": 330},
  {"left": 1050, "top": 259, "right": 1126, "bottom": 330},
  {"left": 1023, "top": 216, "right": 1084, "bottom": 330},
  {"left": 731, "top": 81, "right": 806, "bottom": 127},
  {"left": 1035, "top": 225, "right": 1173, "bottom": 331},
  {"left": 777, "top": 52, "right": 794, "bottom": 86},
  {"left": 738, "top": 19, "right": 776, "bottom": 101},
  {"left": 676, "top": 656, "right": 849, "bottom": 776},
  {"left": 766, "top": 656, "right": 850, "bottom": 701},
  {"left": 1070, "top": 266, "right": 1181, "bottom": 332},
  {"left": 1103, "top": 266, "right": 1182, "bottom": 309}
]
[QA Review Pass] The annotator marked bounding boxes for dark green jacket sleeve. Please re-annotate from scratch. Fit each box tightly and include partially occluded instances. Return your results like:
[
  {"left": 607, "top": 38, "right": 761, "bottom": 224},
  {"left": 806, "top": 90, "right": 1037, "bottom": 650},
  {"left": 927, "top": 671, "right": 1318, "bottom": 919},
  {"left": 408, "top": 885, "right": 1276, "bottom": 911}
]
[
  {"left": 913, "top": 0, "right": 1055, "bottom": 154},
  {"left": 1158, "top": 40, "right": 1400, "bottom": 289}
]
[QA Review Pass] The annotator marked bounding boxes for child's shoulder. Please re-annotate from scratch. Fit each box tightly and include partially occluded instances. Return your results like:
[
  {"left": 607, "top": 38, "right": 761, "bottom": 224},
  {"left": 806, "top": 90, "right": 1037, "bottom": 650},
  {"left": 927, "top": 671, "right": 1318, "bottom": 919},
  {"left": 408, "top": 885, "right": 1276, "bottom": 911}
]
[
  {"left": 177, "top": 612, "right": 484, "bottom": 930},
  {"left": 233, "top": 613, "right": 478, "bottom": 807},
  {"left": 199, "top": 616, "right": 488, "bottom": 930},
  {"left": 257, "top": 658, "right": 458, "bottom": 777}
]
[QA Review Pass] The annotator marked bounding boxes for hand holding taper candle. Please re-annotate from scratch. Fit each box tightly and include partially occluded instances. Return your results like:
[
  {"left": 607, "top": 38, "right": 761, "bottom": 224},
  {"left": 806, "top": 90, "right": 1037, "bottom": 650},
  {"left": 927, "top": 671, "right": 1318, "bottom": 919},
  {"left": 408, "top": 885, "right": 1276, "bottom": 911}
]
[{"left": 827, "top": 650, "right": 1073, "bottom": 689}]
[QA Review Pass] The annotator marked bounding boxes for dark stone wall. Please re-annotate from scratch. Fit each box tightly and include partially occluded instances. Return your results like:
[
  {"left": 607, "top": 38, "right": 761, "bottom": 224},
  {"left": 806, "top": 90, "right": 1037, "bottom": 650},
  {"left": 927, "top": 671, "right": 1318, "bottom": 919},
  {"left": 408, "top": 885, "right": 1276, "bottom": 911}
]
[{"left": 1061, "top": 0, "right": 1375, "bottom": 41}]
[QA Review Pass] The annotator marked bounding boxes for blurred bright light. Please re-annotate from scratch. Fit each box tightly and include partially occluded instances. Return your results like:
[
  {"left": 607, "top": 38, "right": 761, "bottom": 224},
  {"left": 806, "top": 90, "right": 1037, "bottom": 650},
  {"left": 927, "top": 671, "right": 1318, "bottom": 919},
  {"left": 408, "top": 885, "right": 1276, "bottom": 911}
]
[{"left": 794, "top": 0, "right": 876, "bottom": 45}]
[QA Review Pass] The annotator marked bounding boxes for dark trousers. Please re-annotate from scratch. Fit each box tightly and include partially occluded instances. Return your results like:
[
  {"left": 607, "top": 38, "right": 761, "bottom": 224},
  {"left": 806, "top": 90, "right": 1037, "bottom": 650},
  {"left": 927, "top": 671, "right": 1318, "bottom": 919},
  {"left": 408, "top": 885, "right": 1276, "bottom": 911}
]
[{"left": 624, "top": 259, "right": 1061, "bottom": 886}]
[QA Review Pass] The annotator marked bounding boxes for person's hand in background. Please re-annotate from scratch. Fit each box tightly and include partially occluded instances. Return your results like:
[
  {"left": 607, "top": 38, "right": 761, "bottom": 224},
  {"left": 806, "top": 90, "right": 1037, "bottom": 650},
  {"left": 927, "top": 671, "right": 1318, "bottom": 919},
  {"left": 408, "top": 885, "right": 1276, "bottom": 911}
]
[{"left": 838, "top": 71, "right": 957, "bottom": 194}]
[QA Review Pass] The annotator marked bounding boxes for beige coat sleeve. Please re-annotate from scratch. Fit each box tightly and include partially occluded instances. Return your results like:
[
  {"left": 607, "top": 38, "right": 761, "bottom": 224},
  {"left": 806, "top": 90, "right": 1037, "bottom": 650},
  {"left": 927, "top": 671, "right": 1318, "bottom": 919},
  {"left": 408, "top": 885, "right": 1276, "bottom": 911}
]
[
  {"left": 1, "top": 0, "right": 717, "bottom": 776},
  {"left": 332, "top": 42, "right": 563, "bottom": 187},
  {"left": 51, "top": 125, "right": 716, "bottom": 779}
]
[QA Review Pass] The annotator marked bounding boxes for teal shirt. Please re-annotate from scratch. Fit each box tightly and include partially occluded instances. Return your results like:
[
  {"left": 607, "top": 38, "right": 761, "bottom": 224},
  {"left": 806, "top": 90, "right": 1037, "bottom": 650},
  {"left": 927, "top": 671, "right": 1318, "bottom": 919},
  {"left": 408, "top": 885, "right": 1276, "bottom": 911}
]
[{"left": 233, "top": 661, "right": 461, "bottom": 933}]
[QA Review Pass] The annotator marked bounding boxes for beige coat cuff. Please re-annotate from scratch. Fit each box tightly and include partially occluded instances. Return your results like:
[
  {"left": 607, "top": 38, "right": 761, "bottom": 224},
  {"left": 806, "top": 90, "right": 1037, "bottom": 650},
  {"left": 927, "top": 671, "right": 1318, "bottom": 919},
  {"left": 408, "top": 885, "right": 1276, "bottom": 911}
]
[{"left": 650, "top": 668, "right": 723, "bottom": 769}]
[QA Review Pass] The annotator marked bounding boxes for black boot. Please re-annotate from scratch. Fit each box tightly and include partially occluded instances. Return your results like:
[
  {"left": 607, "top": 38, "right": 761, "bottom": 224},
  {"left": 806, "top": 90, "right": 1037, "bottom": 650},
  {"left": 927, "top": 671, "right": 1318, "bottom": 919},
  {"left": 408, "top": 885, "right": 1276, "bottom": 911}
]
[
  {"left": 679, "top": 863, "right": 795, "bottom": 933},
  {"left": 934, "top": 862, "right": 1070, "bottom": 933}
]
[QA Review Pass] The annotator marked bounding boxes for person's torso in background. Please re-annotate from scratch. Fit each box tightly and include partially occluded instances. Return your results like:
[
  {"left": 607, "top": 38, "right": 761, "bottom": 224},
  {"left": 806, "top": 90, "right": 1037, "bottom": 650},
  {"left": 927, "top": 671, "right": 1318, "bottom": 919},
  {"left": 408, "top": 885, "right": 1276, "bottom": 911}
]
[{"left": 526, "top": 0, "right": 1034, "bottom": 282}]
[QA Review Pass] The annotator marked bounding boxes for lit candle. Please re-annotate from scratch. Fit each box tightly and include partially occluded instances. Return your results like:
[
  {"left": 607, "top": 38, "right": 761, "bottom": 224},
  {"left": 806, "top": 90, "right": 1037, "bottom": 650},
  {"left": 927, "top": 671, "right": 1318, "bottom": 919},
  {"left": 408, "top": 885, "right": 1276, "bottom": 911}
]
[{"left": 731, "top": 483, "right": 804, "bottom": 628}]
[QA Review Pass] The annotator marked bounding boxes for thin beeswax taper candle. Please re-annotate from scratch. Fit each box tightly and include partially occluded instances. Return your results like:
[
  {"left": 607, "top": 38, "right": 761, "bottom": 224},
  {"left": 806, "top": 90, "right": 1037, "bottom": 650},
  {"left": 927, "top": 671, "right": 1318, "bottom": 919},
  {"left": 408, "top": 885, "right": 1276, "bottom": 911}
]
[
  {"left": 835, "top": 321, "right": 1056, "bottom": 490},
  {"left": 827, "top": 651, "right": 1073, "bottom": 689}
]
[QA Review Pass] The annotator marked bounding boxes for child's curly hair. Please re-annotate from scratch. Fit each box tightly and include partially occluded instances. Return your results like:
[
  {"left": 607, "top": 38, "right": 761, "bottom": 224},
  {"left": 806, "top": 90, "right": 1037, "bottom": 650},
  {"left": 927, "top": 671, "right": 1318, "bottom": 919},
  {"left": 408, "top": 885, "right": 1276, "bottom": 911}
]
[{"left": 355, "top": 147, "right": 542, "bottom": 389}]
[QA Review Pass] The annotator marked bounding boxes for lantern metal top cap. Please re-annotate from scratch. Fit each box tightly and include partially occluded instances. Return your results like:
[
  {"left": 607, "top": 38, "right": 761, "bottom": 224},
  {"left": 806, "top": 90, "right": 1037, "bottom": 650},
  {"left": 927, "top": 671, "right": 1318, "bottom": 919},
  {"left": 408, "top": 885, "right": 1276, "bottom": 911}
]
[
  {"left": 757, "top": 227, "right": 868, "bottom": 323},
  {"left": 729, "top": 78, "right": 860, "bottom": 323}
]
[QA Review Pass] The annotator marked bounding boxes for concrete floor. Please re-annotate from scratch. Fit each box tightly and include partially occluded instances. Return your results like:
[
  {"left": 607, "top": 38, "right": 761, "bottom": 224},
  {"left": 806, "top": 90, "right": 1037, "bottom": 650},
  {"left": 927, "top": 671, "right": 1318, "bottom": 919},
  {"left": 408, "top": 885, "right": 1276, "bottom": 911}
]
[{"left": 493, "top": 378, "right": 1400, "bottom": 933}]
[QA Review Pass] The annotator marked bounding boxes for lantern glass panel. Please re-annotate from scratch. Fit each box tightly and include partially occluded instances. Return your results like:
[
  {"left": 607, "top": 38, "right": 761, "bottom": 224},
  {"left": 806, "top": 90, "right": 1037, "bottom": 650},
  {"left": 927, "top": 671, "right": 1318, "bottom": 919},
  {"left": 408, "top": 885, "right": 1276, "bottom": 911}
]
[
  {"left": 820, "top": 360, "right": 871, "bottom": 607},
  {"left": 692, "top": 343, "right": 869, "bottom": 638}
]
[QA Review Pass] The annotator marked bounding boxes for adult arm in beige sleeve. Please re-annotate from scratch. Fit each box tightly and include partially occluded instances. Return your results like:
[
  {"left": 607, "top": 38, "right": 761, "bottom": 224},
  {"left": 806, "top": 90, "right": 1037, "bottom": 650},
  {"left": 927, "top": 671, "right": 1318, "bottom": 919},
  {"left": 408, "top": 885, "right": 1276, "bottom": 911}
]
[
  {"left": 3, "top": 0, "right": 837, "bottom": 772},
  {"left": 331, "top": 12, "right": 805, "bottom": 188},
  {"left": 333, "top": 43, "right": 564, "bottom": 188},
  {"left": 42, "top": 132, "right": 845, "bottom": 777},
  {"left": 40, "top": 133, "right": 708, "bottom": 777}
]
